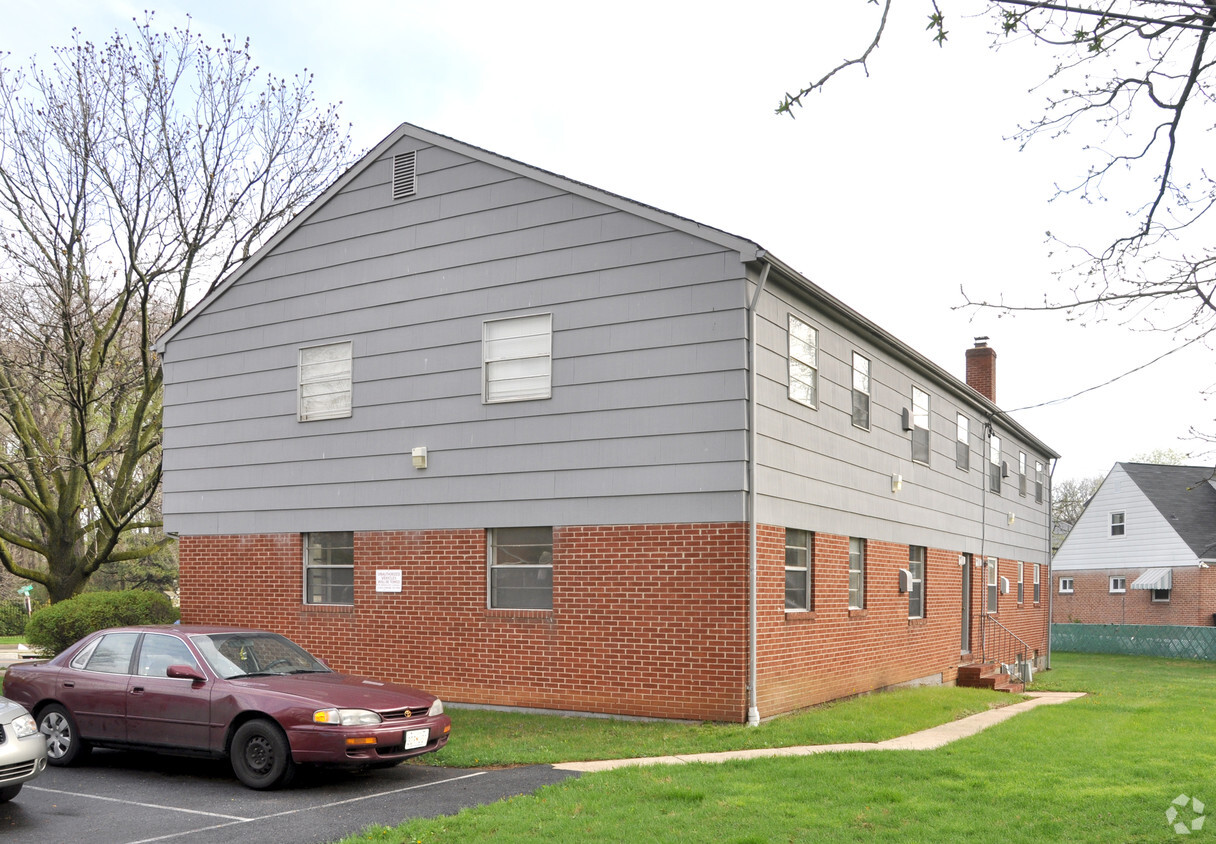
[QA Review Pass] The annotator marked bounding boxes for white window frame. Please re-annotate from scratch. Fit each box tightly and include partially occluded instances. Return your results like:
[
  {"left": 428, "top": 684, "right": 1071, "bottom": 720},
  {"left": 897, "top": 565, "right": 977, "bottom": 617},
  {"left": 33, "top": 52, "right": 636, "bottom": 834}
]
[
  {"left": 483, "top": 313, "right": 552, "bottom": 403},
  {"left": 787, "top": 315, "right": 818, "bottom": 409},
  {"left": 1017, "top": 561, "right": 1025, "bottom": 604},
  {"left": 908, "top": 546, "right": 926, "bottom": 619},
  {"left": 1035, "top": 461, "right": 1044, "bottom": 504},
  {"left": 1110, "top": 512, "right": 1126, "bottom": 538},
  {"left": 298, "top": 341, "right": 353, "bottom": 421},
  {"left": 1033, "top": 564, "right": 1041, "bottom": 603},
  {"left": 304, "top": 532, "right": 355, "bottom": 605},
  {"left": 1110, "top": 576, "right": 1127, "bottom": 594},
  {"left": 987, "top": 557, "right": 999, "bottom": 614},
  {"left": 1058, "top": 576, "right": 1074, "bottom": 594},
  {"left": 988, "top": 433, "right": 1002, "bottom": 494},
  {"left": 911, "top": 387, "right": 930, "bottom": 465},
  {"left": 849, "top": 537, "right": 865, "bottom": 610},
  {"left": 851, "top": 353, "right": 871, "bottom": 430},
  {"left": 488, "top": 527, "right": 553, "bottom": 609},
  {"left": 1152, "top": 588, "right": 1171, "bottom": 603},
  {"left": 1018, "top": 452, "right": 1028, "bottom": 497},
  {"left": 785, "top": 529, "right": 812, "bottom": 611},
  {"left": 955, "top": 414, "right": 970, "bottom": 471}
]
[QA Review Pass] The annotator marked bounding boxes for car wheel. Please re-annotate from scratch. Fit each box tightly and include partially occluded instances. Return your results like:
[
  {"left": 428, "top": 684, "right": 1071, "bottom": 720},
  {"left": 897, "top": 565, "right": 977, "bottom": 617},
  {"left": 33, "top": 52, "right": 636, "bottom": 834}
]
[
  {"left": 0, "top": 784, "right": 21, "bottom": 803},
  {"left": 38, "top": 703, "right": 90, "bottom": 766},
  {"left": 230, "top": 719, "right": 296, "bottom": 790}
]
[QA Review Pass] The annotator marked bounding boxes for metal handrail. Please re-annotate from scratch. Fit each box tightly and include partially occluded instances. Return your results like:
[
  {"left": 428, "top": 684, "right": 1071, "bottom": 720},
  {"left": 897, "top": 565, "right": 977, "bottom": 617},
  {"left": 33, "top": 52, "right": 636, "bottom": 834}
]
[{"left": 979, "top": 612, "right": 1032, "bottom": 668}]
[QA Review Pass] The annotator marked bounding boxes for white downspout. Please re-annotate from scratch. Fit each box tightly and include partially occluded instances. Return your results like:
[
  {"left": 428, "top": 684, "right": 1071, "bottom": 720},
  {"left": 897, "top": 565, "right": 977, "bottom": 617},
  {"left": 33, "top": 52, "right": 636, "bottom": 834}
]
[
  {"left": 746, "top": 261, "right": 771, "bottom": 727},
  {"left": 1046, "top": 458, "right": 1058, "bottom": 670}
]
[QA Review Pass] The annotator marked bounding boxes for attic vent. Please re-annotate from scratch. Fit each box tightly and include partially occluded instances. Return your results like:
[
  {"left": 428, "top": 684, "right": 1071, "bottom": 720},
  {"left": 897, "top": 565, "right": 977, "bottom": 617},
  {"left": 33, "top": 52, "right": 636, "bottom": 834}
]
[{"left": 392, "top": 151, "right": 417, "bottom": 200}]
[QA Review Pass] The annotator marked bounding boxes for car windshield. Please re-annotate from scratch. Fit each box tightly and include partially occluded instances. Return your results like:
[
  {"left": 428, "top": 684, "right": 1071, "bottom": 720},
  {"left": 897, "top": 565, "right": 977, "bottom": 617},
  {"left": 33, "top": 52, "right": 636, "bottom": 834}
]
[{"left": 190, "top": 632, "right": 331, "bottom": 679}]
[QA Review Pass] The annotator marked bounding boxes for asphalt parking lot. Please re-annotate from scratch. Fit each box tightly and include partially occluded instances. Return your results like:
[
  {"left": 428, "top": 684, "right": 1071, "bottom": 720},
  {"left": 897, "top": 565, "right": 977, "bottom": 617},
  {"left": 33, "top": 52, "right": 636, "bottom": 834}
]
[{"left": 0, "top": 749, "right": 577, "bottom": 844}]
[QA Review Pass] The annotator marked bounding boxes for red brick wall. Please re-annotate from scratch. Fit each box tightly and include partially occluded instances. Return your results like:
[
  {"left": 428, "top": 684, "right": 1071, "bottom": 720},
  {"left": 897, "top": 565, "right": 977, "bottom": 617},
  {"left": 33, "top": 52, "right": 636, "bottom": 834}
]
[
  {"left": 754, "top": 531, "right": 1048, "bottom": 715},
  {"left": 179, "top": 524, "right": 1051, "bottom": 722},
  {"left": 1051, "top": 567, "right": 1216, "bottom": 626},
  {"left": 180, "top": 524, "right": 749, "bottom": 722}
]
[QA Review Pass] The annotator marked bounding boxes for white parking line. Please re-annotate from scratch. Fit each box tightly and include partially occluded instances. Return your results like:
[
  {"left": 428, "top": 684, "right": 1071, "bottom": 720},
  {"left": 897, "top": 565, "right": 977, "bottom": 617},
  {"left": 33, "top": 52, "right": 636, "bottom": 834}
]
[{"left": 29, "top": 770, "right": 489, "bottom": 844}]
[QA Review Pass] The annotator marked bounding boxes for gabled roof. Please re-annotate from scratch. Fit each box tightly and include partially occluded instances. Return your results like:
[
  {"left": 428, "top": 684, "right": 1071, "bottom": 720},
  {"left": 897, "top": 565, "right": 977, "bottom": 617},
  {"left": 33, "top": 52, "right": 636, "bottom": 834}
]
[
  {"left": 1121, "top": 462, "right": 1216, "bottom": 560},
  {"left": 155, "top": 122, "right": 1057, "bottom": 459}
]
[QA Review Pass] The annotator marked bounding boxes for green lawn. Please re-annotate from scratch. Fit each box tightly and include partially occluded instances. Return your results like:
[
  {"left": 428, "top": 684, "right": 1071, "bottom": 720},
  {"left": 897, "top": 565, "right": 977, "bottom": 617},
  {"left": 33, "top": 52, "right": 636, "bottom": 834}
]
[
  {"left": 339, "top": 653, "right": 1216, "bottom": 843},
  {"left": 424, "top": 685, "right": 1017, "bottom": 768}
]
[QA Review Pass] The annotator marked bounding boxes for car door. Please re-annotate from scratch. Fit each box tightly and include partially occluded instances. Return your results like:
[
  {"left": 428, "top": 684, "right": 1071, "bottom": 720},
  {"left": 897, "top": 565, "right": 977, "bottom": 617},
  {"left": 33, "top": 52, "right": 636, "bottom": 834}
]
[
  {"left": 124, "top": 632, "right": 212, "bottom": 751},
  {"left": 63, "top": 631, "right": 140, "bottom": 742}
]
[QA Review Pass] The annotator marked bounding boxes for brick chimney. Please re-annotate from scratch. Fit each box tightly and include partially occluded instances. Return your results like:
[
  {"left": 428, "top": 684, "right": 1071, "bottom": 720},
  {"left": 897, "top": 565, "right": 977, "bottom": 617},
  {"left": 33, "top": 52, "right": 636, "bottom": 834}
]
[{"left": 965, "top": 337, "right": 996, "bottom": 402}]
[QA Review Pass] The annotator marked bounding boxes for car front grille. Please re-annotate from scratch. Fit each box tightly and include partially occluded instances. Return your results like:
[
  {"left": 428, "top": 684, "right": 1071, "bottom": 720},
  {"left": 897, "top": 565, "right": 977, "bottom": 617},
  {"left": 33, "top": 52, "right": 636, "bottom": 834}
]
[
  {"left": 0, "top": 726, "right": 6, "bottom": 745},
  {"left": 379, "top": 708, "right": 427, "bottom": 721},
  {"left": 0, "top": 759, "right": 37, "bottom": 781}
]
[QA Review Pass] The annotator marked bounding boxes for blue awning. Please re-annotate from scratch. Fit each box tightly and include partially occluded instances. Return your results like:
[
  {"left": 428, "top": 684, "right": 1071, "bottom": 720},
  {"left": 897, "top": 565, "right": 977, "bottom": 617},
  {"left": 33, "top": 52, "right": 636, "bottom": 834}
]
[{"left": 1129, "top": 568, "right": 1173, "bottom": 590}]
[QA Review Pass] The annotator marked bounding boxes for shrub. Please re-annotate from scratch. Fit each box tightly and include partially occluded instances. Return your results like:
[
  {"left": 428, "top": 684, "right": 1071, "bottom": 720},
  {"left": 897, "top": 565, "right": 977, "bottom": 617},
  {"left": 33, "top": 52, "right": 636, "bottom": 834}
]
[
  {"left": 0, "top": 601, "right": 26, "bottom": 637},
  {"left": 24, "top": 591, "right": 179, "bottom": 656}
]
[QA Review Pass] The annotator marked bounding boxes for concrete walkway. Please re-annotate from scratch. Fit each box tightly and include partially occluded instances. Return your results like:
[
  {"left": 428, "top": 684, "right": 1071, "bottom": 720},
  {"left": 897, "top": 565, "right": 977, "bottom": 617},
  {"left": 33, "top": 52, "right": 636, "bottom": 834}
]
[{"left": 553, "top": 691, "right": 1086, "bottom": 773}]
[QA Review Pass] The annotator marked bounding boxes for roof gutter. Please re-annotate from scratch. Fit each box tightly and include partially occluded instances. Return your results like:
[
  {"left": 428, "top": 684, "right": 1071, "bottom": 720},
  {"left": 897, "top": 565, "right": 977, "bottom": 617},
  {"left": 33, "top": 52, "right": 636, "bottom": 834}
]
[{"left": 745, "top": 258, "right": 771, "bottom": 727}]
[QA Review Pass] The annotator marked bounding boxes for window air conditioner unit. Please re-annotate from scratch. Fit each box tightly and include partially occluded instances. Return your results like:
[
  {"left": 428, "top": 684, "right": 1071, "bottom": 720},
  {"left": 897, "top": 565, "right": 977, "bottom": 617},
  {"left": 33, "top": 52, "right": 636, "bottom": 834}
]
[
  {"left": 898, "top": 568, "right": 912, "bottom": 593},
  {"left": 1000, "top": 576, "right": 1010, "bottom": 595}
]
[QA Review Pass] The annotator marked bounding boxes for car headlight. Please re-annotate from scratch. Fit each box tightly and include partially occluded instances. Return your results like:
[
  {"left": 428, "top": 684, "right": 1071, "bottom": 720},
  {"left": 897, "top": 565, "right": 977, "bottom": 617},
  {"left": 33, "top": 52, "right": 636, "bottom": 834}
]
[
  {"left": 313, "top": 708, "right": 383, "bottom": 726},
  {"left": 12, "top": 714, "right": 38, "bottom": 739},
  {"left": 427, "top": 699, "right": 444, "bottom": 717}
]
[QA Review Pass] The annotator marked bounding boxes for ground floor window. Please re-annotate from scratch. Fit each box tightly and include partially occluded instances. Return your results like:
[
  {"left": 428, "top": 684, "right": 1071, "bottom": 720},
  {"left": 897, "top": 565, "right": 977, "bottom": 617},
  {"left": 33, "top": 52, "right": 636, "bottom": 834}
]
[
  {"left": 1110, "top": 576, "right": 1127, "bottom": 594},
  {"left": 1059, "top": 577, "right": 1074, "bottom": 594},
  {"left": 987, "top": 558, "right": 999, "bottom": 613},
  {"left": 908, "top": 546, "right": 926, "bottom": 619},
  {"left": 1033, "top": 564, "right": 1041, "bottom": 603},
  {"left": 489, "top": 527, "right": 553, "bottom": 609},
  {"left": 848, "top": 537, "right": 865, "bottom": 610},
  {"left": 785, "top": 529, "right": 812, "bottom": 611},
  {"left": 304, "top": 532, "right": 354, "bottom": 605},
  {"left": 1152, "top": 588, "right": 1171, "bottom": 602}
]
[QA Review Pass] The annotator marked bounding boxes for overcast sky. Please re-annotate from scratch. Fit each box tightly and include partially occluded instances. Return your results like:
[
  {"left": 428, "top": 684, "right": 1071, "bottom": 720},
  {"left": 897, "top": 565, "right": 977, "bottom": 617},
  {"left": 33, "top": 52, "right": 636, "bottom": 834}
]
[{"left": 4, "top": 0, "right": 1212, "bottom": 480}]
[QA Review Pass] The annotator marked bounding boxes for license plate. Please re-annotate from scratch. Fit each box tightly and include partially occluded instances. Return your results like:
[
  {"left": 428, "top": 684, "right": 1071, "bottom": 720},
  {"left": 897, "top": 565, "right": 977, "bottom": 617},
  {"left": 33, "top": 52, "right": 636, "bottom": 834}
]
[{"left": 404, "top": 728, "right": 429, "bottom": 749}]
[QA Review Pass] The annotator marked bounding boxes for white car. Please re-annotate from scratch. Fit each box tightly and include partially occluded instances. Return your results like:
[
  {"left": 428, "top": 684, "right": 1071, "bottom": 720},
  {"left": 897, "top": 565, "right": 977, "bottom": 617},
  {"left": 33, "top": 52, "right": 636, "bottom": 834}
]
[{"left": 0, "top": 694, "right": 48, "bottom": 802}]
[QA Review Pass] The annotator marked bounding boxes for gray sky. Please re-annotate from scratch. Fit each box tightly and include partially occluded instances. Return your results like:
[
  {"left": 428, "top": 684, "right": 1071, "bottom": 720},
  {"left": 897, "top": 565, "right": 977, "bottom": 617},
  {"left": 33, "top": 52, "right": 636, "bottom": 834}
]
[{"left": 4, "top": 0, "right": 1211, "bottom": 479}]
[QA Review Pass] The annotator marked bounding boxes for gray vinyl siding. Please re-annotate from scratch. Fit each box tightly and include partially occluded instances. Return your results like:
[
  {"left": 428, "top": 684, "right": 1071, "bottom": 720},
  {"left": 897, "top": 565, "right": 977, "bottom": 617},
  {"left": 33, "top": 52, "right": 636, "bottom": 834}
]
[
  {"left": 161, "top": 138, "right": 750, "bottom": 535},
  {"left": 753, "top": 276, "right": 1050, "bottom": 565}
]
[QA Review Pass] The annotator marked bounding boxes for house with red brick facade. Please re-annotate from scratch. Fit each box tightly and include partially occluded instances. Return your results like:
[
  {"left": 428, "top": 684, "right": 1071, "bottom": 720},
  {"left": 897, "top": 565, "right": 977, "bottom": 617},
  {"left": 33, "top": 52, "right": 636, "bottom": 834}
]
[
  {"left": 1053, "top": 462, "right": 1216, "bottom": 627},
  {"left": 155, "top": 123, "right": 1057, "bottom": 722}
]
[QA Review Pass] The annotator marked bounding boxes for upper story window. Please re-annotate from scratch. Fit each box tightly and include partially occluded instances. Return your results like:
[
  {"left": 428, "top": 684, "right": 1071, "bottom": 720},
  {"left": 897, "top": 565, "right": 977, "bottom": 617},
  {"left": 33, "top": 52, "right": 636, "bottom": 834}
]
[
  {"left": 911, "top": 387, "right": 930, "bottom": 465},
  {"left": 955, "top": 414, "right": 970, "bottom": 471},
  {"left": 851, "top": 353, "right": 871, "bottom": 430},
  {"left": 299, "top": 342, "right": 353, "bottom": 421},
  {"left": 1018, "top": 452, "right": 1028, "bottom": 497},
  {"left": 304, "top": 532, "right": 354, "bottom": 605},
  {"left": 1110, "top": 512, "right": 1126, "bottom": 537},
  {"left": 483, "top": 314, "right": 552, "bottom": 403},
  {"left": 1035, "top": 461, "right": 1044, "bottom": 504},
  {"left": 988, "top": 433, "right": 1002, "bottom": 494},
  {"left": 787, "top": 315, "right": 818, "bottom": 408},
  {"left": 489, "top": 527, "right": 553, "bottom": 610},
  {"left": 785, "top": 529, "right": 812, "bottom": 611}
]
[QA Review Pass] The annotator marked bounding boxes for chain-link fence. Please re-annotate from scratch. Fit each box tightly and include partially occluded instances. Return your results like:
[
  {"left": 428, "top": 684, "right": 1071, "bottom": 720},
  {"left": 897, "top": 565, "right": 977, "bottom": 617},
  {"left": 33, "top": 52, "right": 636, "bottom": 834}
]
[{"left": 1052, "top": 623, "right": 1216, "bottom": 661}]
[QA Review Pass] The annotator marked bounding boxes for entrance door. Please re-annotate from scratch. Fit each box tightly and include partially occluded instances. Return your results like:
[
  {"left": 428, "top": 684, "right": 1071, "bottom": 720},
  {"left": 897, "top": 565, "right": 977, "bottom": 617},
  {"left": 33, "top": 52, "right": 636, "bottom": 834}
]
[{"left": 960, "top": 554, "right": 971, "bottom": 655}]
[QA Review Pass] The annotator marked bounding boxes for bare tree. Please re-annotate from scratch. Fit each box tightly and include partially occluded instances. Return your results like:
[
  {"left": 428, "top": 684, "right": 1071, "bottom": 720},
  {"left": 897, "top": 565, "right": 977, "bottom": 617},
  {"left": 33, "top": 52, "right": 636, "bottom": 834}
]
[
  {"left": 0, "top": 18, "right": 353, "bottom": 601},
  {"left": 780, "top": 2, "right": 1216, "bottom": 433},
  {"left": 1051, "top": 473, "right": 1105, "bottom": 551}
]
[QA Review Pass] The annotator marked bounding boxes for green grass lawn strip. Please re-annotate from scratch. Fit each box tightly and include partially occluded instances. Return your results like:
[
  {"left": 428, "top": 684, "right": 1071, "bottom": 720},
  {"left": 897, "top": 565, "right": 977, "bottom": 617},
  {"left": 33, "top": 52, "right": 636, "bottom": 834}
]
[{"left": 338, "top": 654, "right": 1216, "bottom": 843}]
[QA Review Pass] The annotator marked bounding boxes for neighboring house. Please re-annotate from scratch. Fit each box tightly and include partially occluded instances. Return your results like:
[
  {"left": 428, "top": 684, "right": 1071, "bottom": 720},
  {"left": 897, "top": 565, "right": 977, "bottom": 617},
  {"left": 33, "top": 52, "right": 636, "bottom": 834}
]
[
  {"left": 1053, "top": 462, "right": 1216, "bottom": 626},
  {"left": 155, "top": 123, "right": 1057, "bottom": 722}
]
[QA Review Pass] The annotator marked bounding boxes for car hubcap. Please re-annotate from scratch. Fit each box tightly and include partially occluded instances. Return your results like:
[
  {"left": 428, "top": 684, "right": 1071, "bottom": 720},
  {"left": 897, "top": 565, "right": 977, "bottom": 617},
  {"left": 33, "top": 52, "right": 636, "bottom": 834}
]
[
  {"left": 246, "top": 736, "right": 272, "bottom": 773},
  {"left": 41, "top": 713, "right": 70, "bottom": 759}
]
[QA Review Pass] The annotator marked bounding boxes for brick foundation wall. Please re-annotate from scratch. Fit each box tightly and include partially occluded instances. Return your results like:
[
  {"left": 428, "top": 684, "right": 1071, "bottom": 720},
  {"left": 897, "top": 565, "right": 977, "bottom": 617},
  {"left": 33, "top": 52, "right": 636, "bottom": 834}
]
[
  {"left": 1052, "top": 566, "right": 1216, "bottom": 626},
  {"left": 755, "top": 530, "right": 1049, "bottom": 716},
  {"left": 180, "top": 524, "right": 749, "bottom": 722},
  {"left": 179, "top": 523, "right": 1051, "bottom": 722}
]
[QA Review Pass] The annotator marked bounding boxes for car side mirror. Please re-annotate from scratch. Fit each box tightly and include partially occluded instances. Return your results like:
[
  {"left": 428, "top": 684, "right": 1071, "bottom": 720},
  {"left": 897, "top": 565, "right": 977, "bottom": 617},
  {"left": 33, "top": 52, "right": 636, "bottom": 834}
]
[{"left": 167, "top": 664, "right": 207, "bottom": 684}]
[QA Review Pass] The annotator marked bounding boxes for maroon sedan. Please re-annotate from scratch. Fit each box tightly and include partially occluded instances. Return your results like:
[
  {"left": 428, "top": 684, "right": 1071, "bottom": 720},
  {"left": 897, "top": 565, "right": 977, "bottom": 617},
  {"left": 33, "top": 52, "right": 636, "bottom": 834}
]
[{"left": 2, "top": 626, "right": 451, "bottom": 789}]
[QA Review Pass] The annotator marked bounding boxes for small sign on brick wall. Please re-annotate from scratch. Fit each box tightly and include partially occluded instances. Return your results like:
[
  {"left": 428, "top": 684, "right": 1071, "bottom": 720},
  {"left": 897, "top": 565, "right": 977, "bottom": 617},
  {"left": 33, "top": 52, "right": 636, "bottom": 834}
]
[{"left": 375, "top": 569, "right": 402, "bottom": 593}]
